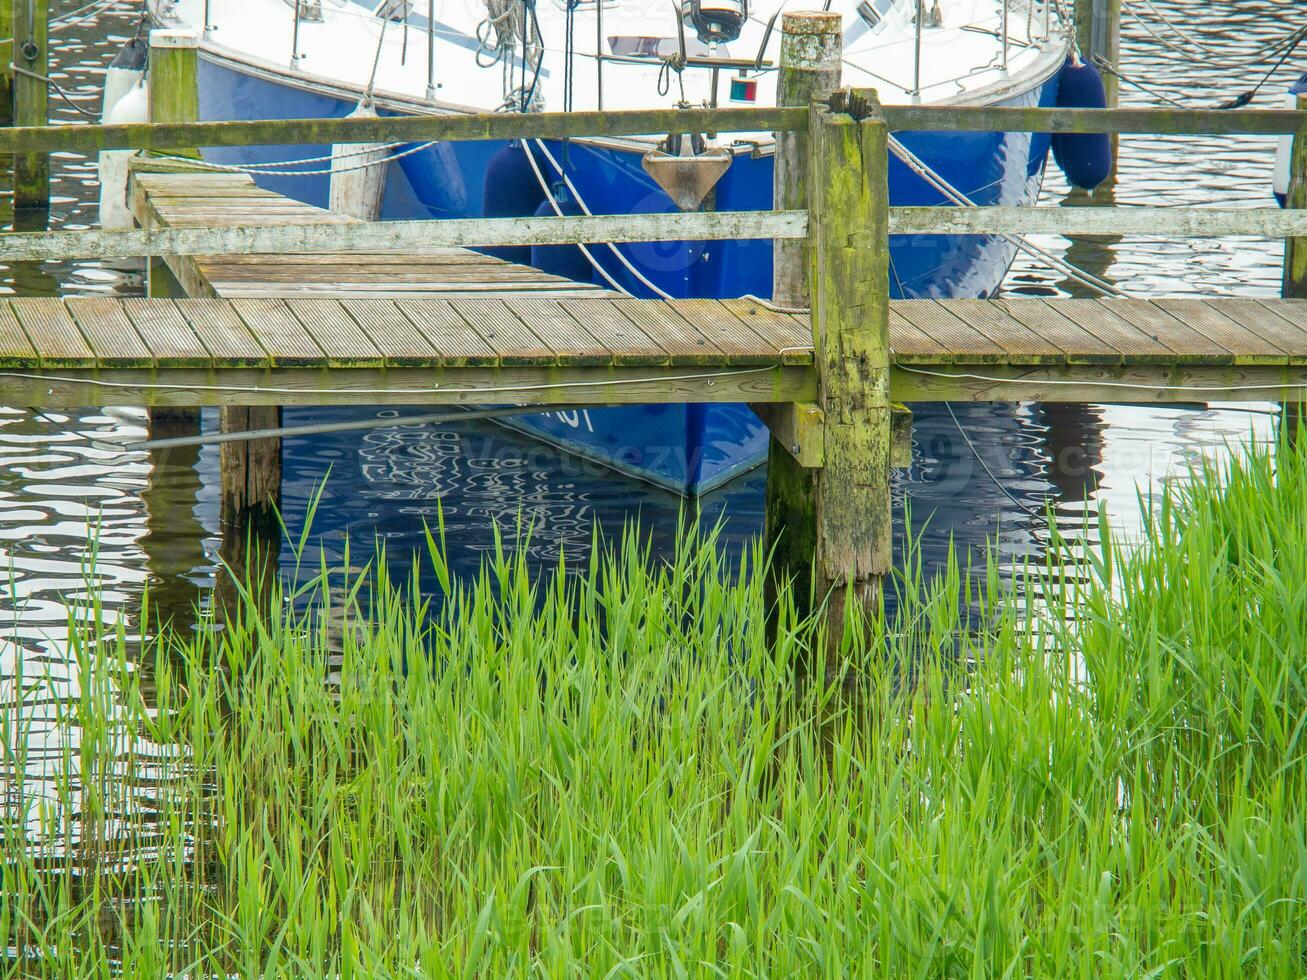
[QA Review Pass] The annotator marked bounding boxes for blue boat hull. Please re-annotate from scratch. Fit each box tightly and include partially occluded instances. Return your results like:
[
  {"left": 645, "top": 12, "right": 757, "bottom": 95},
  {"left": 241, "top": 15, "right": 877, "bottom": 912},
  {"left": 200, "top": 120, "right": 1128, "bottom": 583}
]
[{"left": 195, "top": 57, "right": 1058, "bottom": 493}]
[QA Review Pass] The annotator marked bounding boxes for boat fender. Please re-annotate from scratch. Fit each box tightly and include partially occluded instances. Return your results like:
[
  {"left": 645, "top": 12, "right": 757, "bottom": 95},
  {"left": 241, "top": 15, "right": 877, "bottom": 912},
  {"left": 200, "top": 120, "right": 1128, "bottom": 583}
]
[
  {"left": 482, "top": 143, "right": 547, "bottom": 263},
  {"left": 1051, "top": 57, "right": 1114, "bottom": 191},
  {"left": 102, "top": 32, "right": 147, "bottom": 120},
  {"left": 1273, "top": 73, "right": 1307, "bottom": 207},
  {"left": 330, "top": 102, "right": 390, "bottom": 221},
  {"left": 530, "top": 195, "right": 594, "bottom": 283},
  {"left": 97, "top": 76, "right": 149, "bottom": 231}
]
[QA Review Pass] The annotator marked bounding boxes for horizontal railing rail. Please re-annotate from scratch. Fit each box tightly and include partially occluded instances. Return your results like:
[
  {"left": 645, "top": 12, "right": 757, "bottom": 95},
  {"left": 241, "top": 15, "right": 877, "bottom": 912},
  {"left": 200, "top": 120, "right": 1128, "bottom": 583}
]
[
  {"left": 7, "top": 204, "right": 1305, "bottom": 263},
  {"left": 890, "top": 206, "right": 1307, "bottom": 237},
  {"left": 0, "top": 105, "right": 1303, "bottom": 156},
  {"left": 0, "top": 209, "right": 808, "bottom": 262}
]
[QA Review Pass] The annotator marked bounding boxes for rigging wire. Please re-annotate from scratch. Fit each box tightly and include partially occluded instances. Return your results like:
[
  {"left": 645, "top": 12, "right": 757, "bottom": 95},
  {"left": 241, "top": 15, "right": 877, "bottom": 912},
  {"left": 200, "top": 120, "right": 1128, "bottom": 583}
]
[{"left": 1093, "top": 56, "right": 1196, "bottom": 109}]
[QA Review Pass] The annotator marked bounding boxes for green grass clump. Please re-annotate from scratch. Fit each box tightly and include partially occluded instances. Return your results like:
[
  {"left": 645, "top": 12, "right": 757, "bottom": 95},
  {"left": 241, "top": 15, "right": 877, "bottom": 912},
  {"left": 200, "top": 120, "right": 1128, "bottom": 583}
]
[{"left": 3, "top": 441, "right": 1307, "bottom": 977}]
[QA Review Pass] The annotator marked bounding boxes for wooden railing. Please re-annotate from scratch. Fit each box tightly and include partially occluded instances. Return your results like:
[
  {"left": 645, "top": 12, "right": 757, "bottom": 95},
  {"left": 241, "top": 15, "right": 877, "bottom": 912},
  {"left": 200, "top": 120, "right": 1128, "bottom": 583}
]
[{"left": 0, "top": 105, "right": 1303, "bottom": 157}]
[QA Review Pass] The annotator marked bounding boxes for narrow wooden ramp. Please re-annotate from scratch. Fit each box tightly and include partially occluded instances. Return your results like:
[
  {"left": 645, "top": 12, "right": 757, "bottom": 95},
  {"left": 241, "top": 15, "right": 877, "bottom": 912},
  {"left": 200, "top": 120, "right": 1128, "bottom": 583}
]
[{"left": 130, "top": 170, "right": 612, "bottom": 300}]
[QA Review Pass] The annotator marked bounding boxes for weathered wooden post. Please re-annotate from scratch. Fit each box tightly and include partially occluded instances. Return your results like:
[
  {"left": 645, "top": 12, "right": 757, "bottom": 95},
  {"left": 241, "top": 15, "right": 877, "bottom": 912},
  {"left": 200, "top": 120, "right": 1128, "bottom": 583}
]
[
  {"left": 1075, "top": 0, "right": 1121, "bottom": 183},
  {"left": 1281, "top": 93, "right": 1307, "bottom": 443},
  {"left": 13, "top": 0, "right": 49, "bottom": 212},
  {"left": 772, "top": 11, "right": 841, "bottom": 310},
  {"left": 763, "top": 11, "right": 841, "bottom": 611},
  {"left": 145, "top": 30, "right": 203, "bottom": 427},
  {"left": 0, "top": 0, "right": 14, "bottom": 127},
  {"left": 806, "top": 89, "right": 892, "bottom": 657},
  {"left": 146, "top": 27, "right": 200, "bottom": 302}
]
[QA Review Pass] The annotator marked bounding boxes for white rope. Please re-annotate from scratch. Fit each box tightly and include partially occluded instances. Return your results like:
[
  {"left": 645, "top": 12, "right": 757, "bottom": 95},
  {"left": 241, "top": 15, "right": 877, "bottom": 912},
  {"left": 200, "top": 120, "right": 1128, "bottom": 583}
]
[
  {"left": 531, "top": 139, "right": 680, "bottom": 300},
  {"left": 897, "top": 363, "right": 1307, "bottom": 394},
  {"left": 519, "top": 141, "right": 633, "bottom": 295},
  {"left": 156, "top": 141, "right": 406, "bottom": 173},
  {"left": 887, "top": 134, "right": 1126, "bottom": 297},
  {"left": 156, "top": 138, "right": 438, "bottom": 178}
]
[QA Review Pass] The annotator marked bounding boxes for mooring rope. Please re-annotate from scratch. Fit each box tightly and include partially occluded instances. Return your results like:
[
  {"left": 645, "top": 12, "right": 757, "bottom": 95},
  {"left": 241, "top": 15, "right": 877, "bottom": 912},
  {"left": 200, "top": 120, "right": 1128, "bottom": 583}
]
[
  {"left": 9, "top": 62, "right": 98, "bottom": 117},
  {"left": 887, "top": 134, "right": 1125, "bottom": 297},
  {"left": 157, "top": 138, "right": 439, "bottom": 178},
  {"left": 1121, "top": 0, "right": 1307, "bottom": 71}
]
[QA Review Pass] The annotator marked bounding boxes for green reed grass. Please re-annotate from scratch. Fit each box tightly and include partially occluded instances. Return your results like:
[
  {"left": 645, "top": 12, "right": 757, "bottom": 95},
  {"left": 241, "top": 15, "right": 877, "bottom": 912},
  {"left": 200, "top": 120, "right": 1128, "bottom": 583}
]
[{"left": 3, "top": 438, "right": 1307, "bottom": 977}]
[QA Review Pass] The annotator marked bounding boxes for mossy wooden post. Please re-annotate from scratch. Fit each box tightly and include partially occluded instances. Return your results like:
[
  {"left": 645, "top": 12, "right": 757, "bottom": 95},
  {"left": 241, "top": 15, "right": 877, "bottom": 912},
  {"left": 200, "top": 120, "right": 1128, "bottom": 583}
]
[
  {"left": 765, "top": 11, "right": 841, "bottom": 613},
  {"left": 147, "top": 26, "right": 201, "bottom": 300},
  {"left": 807, "top": 89, "right": 892, "bottom": 663},
  {"left": 13, "top": 0, "right": 49, "bottom": 211},
  {"left": 0, "top": 0, "right": 14, "bottom": 127},
  {"left": 215, "top": 407, "right": 283, "bottom": 626},
  {"left": 773, "top": 11, "right": 841, "bottom": 309},
  {"left": 1281, "top": 93, "right": 1307, "bottom": 443},
  {"left": 145, "top": 29, "right": 202, "bottom": 426}
]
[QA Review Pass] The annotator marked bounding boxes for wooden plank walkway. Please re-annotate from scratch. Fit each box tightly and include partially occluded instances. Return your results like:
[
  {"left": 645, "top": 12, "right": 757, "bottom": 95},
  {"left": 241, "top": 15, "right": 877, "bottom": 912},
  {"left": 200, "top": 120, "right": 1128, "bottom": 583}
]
[
  {"left": 4, "top": 293, "right": 1306, "bottom": 407},
  {"left": 130, "top": 170, "right": 614, "bottom": 300},
  {"left": 0, "top": 171, "right": 1301, "bottom": 408}
]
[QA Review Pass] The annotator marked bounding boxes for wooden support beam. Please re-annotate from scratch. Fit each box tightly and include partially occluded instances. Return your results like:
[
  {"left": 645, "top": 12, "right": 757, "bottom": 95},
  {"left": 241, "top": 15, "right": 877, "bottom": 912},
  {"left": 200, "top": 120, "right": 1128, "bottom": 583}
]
[
  {"left": 891, "top": 403, "right": 913, "bottom": 469},
  {"left": 752, "top": 401, "right": 824, "bottom": 468},
  {"left": 773, "top": 10, "right": 841, "bottom": 310},
  {"left": 752, "top": 401, "right": 911, "bottom": 470},
  {"left": 139, "top": 416, "right": 208, "bottom": 635},
  {"left": 147, "top": 29, "right": 201, "bottom": 132},
  {"left": 888, "top": 206, "right": 1307, "bottom": 238},
  {"left": 808, "top": 90, "right": 892, "bottom": 661},
  {"left": 1284, "top": 95, "right": 1307, "bottom": 300},
  {"left": 1076, "top": 0, "right": 1122, "bottom": 181},
  {"left": 9, "top": 201, "right": 1307, "bottom": 264},
  {"left": 12, "top": 0, "right": 48, "bottom": 212},
  {"left": 215, "top": 406, "right": 282, "bottom": 626},
  {"left": 765, "top": 11, "right": 840, "bottom": 623}
]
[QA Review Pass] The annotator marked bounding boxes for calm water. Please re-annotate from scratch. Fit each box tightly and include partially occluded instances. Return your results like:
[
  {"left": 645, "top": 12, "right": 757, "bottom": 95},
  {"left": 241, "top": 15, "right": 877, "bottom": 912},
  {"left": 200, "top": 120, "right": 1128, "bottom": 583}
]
[{"left": 0, "top": 0, "right": 1297, "bottom": 662}]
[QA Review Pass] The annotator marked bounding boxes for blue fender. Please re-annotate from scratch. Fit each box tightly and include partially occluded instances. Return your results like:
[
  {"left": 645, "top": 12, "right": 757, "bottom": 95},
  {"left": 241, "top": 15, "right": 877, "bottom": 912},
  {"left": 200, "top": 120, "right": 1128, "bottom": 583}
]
[{"left": 1051, "top": 57, "right": 1115, "bottom": 191}]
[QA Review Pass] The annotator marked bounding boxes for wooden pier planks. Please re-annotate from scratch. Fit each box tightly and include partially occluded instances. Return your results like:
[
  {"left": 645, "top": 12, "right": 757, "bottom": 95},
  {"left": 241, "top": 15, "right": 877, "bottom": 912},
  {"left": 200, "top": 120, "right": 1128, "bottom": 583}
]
[{"left": 5, "top": 293, "right": 1307, "bottom": 382}]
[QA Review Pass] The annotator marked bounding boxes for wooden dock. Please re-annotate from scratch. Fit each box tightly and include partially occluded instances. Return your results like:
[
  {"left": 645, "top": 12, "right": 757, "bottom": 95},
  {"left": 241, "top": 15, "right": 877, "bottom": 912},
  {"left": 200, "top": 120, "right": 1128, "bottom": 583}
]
[
  {"left": 4, "top": 16, "right": 1307, "bottom": 649},
  {"left": 0, "top": 159, "right": 1286, "bottom": 409}
]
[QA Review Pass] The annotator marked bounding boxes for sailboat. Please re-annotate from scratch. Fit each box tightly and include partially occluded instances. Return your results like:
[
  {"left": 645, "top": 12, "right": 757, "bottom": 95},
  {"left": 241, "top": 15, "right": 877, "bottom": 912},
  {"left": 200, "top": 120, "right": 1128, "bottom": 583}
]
[{"left": 116, "top": 0, "right": 1101, "bottom": 493}]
